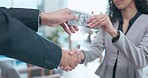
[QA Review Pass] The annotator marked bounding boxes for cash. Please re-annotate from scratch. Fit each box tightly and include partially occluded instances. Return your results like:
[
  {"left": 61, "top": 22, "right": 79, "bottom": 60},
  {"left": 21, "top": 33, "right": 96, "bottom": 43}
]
[{"left": 68, "top": 10, "right": 91, "bottom": 28}]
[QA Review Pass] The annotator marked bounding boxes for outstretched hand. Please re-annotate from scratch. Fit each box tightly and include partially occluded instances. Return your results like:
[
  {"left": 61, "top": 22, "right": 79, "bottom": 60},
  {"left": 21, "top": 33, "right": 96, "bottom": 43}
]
[{"left": 40, "top": 8, "right": 79, "bottom": 34}]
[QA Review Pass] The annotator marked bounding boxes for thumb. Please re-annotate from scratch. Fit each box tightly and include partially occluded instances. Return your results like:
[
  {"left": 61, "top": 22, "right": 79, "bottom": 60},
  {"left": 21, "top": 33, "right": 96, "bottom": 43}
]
[{"left": 67, "top": 15, "right": 77, "bottom": 20}]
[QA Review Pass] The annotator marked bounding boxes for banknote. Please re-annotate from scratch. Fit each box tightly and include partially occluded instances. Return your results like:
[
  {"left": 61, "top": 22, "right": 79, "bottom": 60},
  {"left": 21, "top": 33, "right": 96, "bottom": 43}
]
[{"left": 68, "top": 10, "right": 91, "bottom": 28}]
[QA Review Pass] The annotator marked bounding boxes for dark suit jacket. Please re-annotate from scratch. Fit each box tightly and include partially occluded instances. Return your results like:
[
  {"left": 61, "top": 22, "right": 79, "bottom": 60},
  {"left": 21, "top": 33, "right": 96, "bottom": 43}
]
[{"left": 0, "top": 7, "right": 62, "bottom": 69}]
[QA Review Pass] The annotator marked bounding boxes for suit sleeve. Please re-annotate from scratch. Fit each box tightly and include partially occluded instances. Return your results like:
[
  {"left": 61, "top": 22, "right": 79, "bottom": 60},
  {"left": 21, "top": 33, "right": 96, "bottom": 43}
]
[
  {"left": 82, "top": 29, "right": 105, "bottom": 64},
  {"left": 0, "top": 8, "right": 62, "bottom": 69},
  {"left": 0, "top": 7, "right": 39, "bottom": 32},
  {"left": 113, "top": 30, "right": 148, "bottom": 69}
]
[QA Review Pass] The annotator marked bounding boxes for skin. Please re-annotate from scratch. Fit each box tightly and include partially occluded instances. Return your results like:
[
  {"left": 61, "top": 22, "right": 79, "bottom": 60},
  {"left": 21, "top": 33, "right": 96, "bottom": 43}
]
[
  {"left": 61, "top": 0, "right": 139, "bottom": 71},
  {"left": 40, "top": 8, "right": 81, "bottom": 69},
  {"left": 60, "top": 49, "right": 81, "bottom": 69},
  {"left": 87, "top": 0, "right": 137, "bottom": 37},
  {"left": 41, "top": 8, "right": 79, "bottom": 34},
  {"left": 61, "top": 49, "right": 84, "bottom": 71}
]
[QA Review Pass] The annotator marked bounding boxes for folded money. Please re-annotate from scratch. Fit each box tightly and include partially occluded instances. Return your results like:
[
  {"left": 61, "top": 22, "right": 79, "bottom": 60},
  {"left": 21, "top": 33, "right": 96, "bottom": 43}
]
[
  {"left": 68, "top": 10, "right": 100, "bottom": 30},
  {"left": 68, "top": 10, "right": 91, "bottom": 28}
]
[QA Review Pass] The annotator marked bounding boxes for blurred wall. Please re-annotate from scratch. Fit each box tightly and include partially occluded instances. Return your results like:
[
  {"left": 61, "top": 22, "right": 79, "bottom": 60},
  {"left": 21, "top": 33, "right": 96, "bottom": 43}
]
[
  {"left": 0, "top": 0, "right": 38, "bottom": 9},
  {"left": 43, "top": 0, "right": 67, "bottom": 12}
]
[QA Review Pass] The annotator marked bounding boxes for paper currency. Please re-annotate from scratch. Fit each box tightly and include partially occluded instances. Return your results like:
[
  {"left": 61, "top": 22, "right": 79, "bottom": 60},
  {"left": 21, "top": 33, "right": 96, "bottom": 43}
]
[
  {"left": 68, "top": 10, "right": 91, "bottom": 28},
  {"left": 68, "top": 10, "right": 100, "bottom": 30}
]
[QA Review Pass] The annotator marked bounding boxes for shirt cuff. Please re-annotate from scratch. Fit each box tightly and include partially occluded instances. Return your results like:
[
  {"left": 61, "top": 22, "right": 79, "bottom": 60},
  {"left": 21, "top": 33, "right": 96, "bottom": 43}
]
[{"left": 38, "top": 11, "right": 43, "bottom": 27}]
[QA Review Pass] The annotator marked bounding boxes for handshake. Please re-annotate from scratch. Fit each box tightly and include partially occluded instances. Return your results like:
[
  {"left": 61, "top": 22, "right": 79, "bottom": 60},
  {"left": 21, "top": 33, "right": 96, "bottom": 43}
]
[{"left": 59, "top": 48, "right": 85, "bottom": 71}]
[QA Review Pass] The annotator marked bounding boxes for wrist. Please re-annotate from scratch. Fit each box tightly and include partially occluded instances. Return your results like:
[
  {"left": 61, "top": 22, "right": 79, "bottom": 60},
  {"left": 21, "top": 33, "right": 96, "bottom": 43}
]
[
  {"left": 60, "top": 49, "right": 69, "bottom": 66},
  {"left": 40, "top": 12, "right": 48, "bottom": 25},
  {"left": 79, "top": 50, "right": 85, "bottom": 61},
  {"left": 60, "top": 49, "right": 64, "bottom": 64},
  {"left": 112, "top": 30, "right": 120, "bottom": 43},
  {"left": 38, "top": 11, "right": 43, "bottom": 27},
  {"left": 109, "top": 29, "right": 118, "bottom": 38}
]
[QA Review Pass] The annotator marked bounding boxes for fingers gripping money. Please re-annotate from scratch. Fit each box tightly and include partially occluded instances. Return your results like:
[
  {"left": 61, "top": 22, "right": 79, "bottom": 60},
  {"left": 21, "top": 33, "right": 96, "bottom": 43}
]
[
  {"left": 68, "top": 10, "right": 91, "bottom": 27},
  {"left": 68, "top": 10, "right": 100, "bottom": 29}
]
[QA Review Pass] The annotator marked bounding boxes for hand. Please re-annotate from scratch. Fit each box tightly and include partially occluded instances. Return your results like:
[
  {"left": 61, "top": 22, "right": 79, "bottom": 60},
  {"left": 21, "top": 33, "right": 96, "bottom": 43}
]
[
  {"left": 69, "top": 49, "right": 85, "bottom": 62},
  {"left": 60, "top": 49, "right": 85, "bottom": 71},
  {"left": 40, "top": 8, "right": 79, "bottom": 34},
  {"left": 87, "top": 14, "right": 117, "bottom": 38},
  {"left": 59, "top": 49, "right": 80, "bottom": 70}
]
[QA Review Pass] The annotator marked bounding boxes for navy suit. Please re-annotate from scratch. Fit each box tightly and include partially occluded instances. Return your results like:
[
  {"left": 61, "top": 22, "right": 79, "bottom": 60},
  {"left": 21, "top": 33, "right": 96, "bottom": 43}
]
[{"left": 0, "top": 7, "right": 62, "bottom": 69}]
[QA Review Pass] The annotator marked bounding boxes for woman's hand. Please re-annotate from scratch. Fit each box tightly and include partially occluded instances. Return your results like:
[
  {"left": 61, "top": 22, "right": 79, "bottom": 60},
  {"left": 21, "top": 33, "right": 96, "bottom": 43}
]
[{"left": 87, "top": 14, "right": 117, "bottom": 38}]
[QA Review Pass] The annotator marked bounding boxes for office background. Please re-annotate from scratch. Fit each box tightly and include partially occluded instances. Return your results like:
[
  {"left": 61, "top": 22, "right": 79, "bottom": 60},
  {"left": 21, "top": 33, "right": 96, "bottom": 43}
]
[{"left": 0, "top": 0, "right": 147, "bottom": 78}]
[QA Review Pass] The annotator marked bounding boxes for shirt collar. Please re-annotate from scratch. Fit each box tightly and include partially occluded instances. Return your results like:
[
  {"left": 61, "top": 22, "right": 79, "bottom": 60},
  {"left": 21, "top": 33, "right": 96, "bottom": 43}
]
[{"left": 119, "top": 11, "right": 141, "bottom": 25}]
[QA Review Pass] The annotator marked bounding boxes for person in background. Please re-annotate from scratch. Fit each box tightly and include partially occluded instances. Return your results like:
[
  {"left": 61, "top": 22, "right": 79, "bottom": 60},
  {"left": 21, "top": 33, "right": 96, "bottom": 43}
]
[
  {"left": 0, "top": 61, "right": 21, "bottom": 78},
  {"left": 0, "top": 7, "right": 80, "bottom": 70},
  {"left": 63, "top": 0, "right": 148, "bottom": 78}
]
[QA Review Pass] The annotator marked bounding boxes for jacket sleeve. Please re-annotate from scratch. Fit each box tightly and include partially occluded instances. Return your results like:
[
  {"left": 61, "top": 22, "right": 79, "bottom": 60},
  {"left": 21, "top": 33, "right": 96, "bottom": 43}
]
[
  {"left": 0, "top": 8, "right": 62, "bottom": 69},
  {"left": 82, "top": 29, "right": 105, "bottom": 64},
  {"left": 0, "top": 7, "right": 39, "bottom": 32},
  {"left": 113, "top": 30, "right": 148, "bottom": 69}
]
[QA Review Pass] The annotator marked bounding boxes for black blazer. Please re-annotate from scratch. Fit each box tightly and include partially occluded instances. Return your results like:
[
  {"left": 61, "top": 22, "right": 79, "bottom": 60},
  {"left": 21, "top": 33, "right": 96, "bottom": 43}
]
[{"left": 0, "top": 7, "right": 62, "bottom": 69}]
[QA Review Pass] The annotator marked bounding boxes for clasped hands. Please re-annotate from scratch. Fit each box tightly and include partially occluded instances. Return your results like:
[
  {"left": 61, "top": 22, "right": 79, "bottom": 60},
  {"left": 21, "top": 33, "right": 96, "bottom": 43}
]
[{"left": 59, "top": 49, "right": 85, "bottom": 71}]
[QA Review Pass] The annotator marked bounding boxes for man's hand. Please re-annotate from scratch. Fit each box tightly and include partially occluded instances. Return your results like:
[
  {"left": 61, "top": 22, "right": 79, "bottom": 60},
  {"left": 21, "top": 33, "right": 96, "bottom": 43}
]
[
  {"left": 59, "top": 49, "right": 81, "bottom": 70},
  {"left": 40, "top": 8, "right": 79, "bottom": 34},
  {"left": 60, "top": 49, "right": 85, "bottom": 71}
]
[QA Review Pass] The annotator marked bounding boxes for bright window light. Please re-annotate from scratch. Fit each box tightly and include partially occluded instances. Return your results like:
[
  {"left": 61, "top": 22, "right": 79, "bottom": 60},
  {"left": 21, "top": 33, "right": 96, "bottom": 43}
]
[{"left": 68, "top": 0, "right": 108, "bottom": 14}]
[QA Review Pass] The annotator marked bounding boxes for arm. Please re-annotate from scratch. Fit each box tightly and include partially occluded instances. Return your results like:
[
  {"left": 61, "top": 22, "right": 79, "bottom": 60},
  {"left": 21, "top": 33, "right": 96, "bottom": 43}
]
[
  {"left": 82, "top": 29, "right": 105, "bottom": 64},
  {"left": 0, "top": 7, "right": 39, "bottom": 31},
  {"left": 88, "top": 14, "right": 148, "bottom": 69},
  {"left": 0, "top": 8, "right": 61, "bottom": 69},
  {"left": 113, "top": 30, "right": 148, "bottom": 69},
  {"left": 60, "top": 30, "right": 105, "bottom": 71},
  {"left": 0, "top": 7, "right": 79, "bottom": 34},
  {"left": 68, "top": 29, "right": 105, "bottom": 65},
  {"left": 0, "top": 8, "right": 79, "bottom": 69}
]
